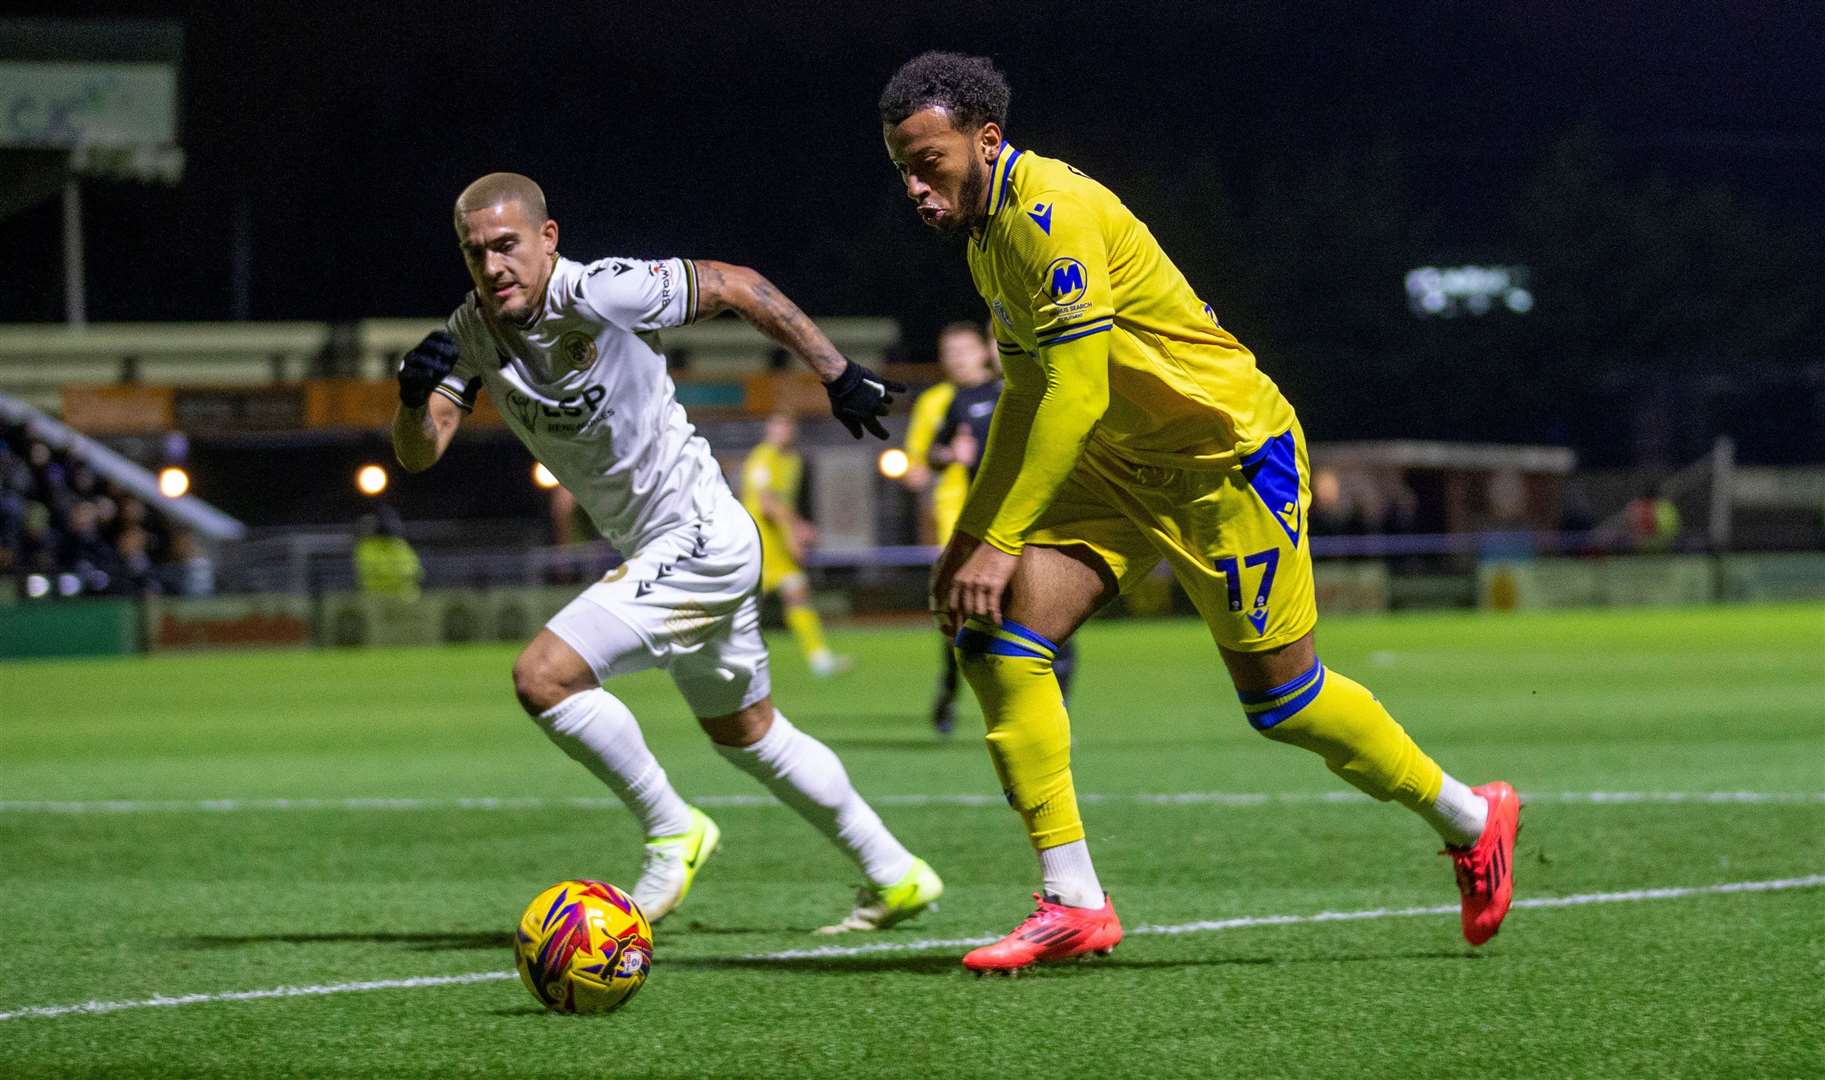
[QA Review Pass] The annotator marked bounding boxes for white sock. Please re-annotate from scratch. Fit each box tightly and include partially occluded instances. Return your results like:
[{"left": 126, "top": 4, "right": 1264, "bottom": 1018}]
[
  {"left": 1422, "top": 773, "right": 1489, "bottom": 848},
  {"left": 537, "top": 689, "right": 693, "bottom": 839},
  {"left": 1039, "top": 840, "right": 1105, "bottom": 909},
  {"left": 714, "top": 710, "right": 914, "bottom": 887}
]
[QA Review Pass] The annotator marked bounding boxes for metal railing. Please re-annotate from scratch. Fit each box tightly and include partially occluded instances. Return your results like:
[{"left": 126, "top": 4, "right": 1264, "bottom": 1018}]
[{"left": 201, "top": 526, "right": 1679, "bottom": 600}]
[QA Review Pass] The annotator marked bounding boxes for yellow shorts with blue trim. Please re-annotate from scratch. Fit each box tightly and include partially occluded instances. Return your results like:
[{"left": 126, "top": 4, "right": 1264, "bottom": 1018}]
[
  {"left": 756, "top": 523, "right": 804, "bottom": 594},
  {"left": 1023, "top": 422, "right": 1317, "bottom": 652}
]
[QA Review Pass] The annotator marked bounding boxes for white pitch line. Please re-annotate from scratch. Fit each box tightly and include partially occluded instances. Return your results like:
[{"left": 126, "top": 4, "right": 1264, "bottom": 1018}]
[
  {"left": 753, "top": 873, "right": 1825, "bottom": 961},
  {"left": 0, "top": 971, "right": 516, "bottom": 1023},
  {"left": 3, "top": 873, "right": 1820, "bottom": 1023},
  {"left": 0, "top": 790, "right": 1821, "bottom": 816}
]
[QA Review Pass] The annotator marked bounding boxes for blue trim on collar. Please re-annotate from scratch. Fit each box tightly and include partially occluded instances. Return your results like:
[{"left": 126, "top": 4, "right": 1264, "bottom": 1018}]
[{"left": 987, "top": 145, "right": 1022, "bottom": 220}]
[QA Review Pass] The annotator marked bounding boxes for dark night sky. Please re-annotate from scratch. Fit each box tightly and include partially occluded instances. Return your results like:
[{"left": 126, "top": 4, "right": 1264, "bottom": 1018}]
[
  {"left": 10, "top": 2, "right": 1821, "bottom": 328},
  {"left": 8, "top": 2, "right": 1825, "bottom": 466}
]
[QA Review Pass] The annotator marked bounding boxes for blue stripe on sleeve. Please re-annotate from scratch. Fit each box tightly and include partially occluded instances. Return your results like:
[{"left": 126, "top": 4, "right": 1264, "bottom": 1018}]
[{"left": 1036, "top": 322, "right": 1114, "bottom": 348}]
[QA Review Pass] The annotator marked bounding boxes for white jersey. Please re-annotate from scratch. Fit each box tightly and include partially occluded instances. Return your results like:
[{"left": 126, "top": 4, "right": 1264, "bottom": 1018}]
[{"left": 435, "top": 255, "right": 724, "bottom": 551}]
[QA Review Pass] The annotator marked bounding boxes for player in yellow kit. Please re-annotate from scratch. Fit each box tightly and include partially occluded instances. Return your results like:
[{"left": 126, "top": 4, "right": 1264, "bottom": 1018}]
[
  {"left": 742, "top": 412, "right": 850, "bottom": 677},
  {"left": 880, "top": 52, "right": 1519, "bottom": 973},
  {"left": 900, "top": 321, "right": 999, "bottom": 731}
]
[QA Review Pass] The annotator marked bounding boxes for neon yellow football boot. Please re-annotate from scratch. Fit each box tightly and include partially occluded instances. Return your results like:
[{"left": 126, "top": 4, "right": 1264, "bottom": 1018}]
[
  {"left": 816, "top": 857, "right": 944, "bottom": 934},
  {"left": 632, "top": 807, "right": 720, "bottom": 923}
]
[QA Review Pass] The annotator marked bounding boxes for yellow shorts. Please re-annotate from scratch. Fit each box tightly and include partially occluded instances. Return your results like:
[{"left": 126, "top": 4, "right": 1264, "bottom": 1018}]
[
  {"left": 1024, "top": 422, "right": 1317, "bottom": 652},
  {"left": 756, "top": 523, "right": 804, "bottom": 594}
]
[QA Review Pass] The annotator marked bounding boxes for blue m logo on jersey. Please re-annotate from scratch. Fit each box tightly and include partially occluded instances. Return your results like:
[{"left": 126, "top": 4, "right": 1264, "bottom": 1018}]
[{"left": 1046, "top": 258, "right": 1088, "bottom": 306}]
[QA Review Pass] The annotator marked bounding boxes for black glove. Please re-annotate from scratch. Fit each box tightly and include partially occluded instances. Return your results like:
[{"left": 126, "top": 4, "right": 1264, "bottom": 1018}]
[
  {"left": 398, "top": 330, "right": 461, "bottom": 408},
  {"left": 824, "top": 358, "right": 908, "bottom": 440}
]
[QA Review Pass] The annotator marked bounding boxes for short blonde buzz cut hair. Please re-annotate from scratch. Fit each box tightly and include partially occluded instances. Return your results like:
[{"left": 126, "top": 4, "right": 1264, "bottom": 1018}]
[{"left": 454, "top": 172, "right": 549, "bottom": 224}]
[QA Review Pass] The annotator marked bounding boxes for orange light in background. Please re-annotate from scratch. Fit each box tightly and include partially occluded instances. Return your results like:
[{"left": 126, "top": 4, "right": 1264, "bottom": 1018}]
[
  {"left": 532, "top": 462, "right": 559, "bottom": 489},
  {"left": 157, "top": 466, "right": 190, "bottom": 499},
  {"left": 877, "top": 448, "right": 910, "bottom": 480},
  {"left": 356, "top": 464, "right": 389, "bottom": 496}
]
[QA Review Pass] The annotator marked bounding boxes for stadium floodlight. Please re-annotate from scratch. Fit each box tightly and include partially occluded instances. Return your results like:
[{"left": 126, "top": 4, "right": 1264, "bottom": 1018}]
[
  {"left": 532, "top": 462, "right": 559, "bottom": 489},
  {"left": 877, "top": 448, "right": 910, "bottom": 480},
  {"left": 356, "top": 464, "right": 389, "bottom": 496},
  {"left": 157, "top": 466, "right": 190, "bottom": 498}
]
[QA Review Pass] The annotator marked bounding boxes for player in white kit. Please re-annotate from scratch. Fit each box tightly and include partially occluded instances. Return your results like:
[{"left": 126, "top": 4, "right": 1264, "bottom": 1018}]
[{"left": 392, "top": 172, "right": 941, "bottom": 933}]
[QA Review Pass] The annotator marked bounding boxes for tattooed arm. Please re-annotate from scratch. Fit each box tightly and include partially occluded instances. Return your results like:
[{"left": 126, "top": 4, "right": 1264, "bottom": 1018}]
[{"left": 692, "top": 261, "right": 848, "bottom": 383}]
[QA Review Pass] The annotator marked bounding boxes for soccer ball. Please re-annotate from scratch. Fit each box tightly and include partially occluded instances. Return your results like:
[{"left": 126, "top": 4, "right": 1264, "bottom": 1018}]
[{"left": 514, "top": 879, "right": 654, "bottom": 1014}]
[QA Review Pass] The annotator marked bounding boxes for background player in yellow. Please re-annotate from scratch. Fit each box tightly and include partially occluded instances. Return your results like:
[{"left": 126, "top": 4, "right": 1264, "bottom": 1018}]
[
  {"left": 353, "top": 506, "right": 423, "bottom": 601},
  {"left": 742, "top": 412, "right": 851, "bottom": 678},
  {"left": 880, "top": 52, "right": 1519, "bottom": 973},
  {"left": 900, "top": 321, "right": 999, "bottom": 730}
]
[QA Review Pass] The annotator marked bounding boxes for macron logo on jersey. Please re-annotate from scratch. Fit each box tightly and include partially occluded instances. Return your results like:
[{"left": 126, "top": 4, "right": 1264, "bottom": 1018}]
[{"left": 1027, "top": 201, "right": 1053, "bottom": 234}]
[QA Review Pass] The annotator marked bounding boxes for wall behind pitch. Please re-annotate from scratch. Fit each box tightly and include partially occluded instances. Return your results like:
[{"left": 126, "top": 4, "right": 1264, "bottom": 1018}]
[
  {"left": 313, "top": 588, "right": 581, "bottom": 648},
  {"left": 143, "top": 594, "right": 314, "bottom": 651},
  {"left": 0, "top": 599, "right": 140, "bottom": 659}
]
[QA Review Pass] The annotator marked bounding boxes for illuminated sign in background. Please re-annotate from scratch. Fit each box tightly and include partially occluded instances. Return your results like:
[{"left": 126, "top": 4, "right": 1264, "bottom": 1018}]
[
  {"left": 0, "top": 62, "right": 175, "bottom": 147},
  {"left": 1406, "top": 265, "right": 1533, "bottom": 317}
]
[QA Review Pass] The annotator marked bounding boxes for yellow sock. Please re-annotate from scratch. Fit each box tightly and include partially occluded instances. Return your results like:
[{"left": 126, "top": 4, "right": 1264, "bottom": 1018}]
[
  {"left": 954, "top": 617, "right": 1085, "bottom": 849},
  {"left": 783, "top": 603, "right": 829, "bottom": 660},
  {"left": 1241, "top": 661, "right": 1444, "bottom": 811}
]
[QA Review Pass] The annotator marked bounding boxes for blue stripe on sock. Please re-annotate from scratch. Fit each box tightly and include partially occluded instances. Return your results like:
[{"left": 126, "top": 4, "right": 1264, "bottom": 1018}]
[
  {"left": 1244, "top": 666, "right": 1327, "bottom": 730},
  {"left": 1237, "top": 658, "right": 1323, "bottom": 705},
  {"left": 954, "top": 627, "right": 1050, "bottom": 660},
  {"left": 997, "top": 619, "right": 1060, "bottom": 656}
]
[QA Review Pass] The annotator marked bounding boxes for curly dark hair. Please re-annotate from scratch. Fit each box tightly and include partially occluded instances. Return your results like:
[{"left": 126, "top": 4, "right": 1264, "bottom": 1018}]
[{"left": 878, "top": 51, "right": 1011, "bottom": 132}]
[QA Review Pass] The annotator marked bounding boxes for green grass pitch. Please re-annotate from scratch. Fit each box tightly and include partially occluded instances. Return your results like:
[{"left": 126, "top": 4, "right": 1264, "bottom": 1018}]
[{"left": 3, "top": 604, "right": 1822, "bottom": 1078}]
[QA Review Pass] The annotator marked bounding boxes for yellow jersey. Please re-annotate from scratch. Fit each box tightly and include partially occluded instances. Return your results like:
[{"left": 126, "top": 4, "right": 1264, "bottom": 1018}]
[
  {"left": 354, "top": 535, "right": 423, "bottom": 601},
  {"left": 961, "top": 144, "right": 1297, "bottom": 554},
  {"left": 740, "top": 441, "right": 802, "bottom": 525}
]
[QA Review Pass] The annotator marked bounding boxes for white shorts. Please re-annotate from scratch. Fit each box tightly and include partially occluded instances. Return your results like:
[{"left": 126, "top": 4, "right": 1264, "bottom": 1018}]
[{"left": 546, "top": 488, "right": 771, "bottom": 718}]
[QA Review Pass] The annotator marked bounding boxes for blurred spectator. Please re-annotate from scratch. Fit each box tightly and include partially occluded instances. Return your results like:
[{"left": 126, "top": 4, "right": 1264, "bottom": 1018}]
[
  {"left": 1385, "top": 479, "right": 1420, "bottom": 535},
  {"left": 1626, "top": 482, "right": 1680, "bottom": 552},
  {"left": 61, "top": 500, "right": 122, "bottom": 590},
  {"left": 113, "top": 524, "right": 158, "bottom": 594},
  {"left": 1310, "top": 468, "right": 1351, "bottom": 536},
  {"left": 18, "top": 502, "right": 56, "bottom": 573},
  {"left": 0, "top": 422, "right": 191, "bottom": 598},
  {"left": 1559, "top": 480, "right": 1598, "bottom": 533},
  {"left": 163, "top": 529, "right": 216, "bottom": 597},
  {"left": 355, "top": 505, "right": 424, "bottom": 601}
]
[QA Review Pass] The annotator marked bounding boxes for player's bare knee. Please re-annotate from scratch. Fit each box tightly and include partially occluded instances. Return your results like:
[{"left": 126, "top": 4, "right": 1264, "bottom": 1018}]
[
  {"left": 513, "top": 635, "right": 595, "bottom": 716},
  {"left": 511, "top": 656, "right": 561, "bottom": 715},
  {"left": 1003, "top": 544, "right": 1115, "bottom": 643},
  {"left": 699, "top": 698, "right": 774, "bottom": 747}
]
